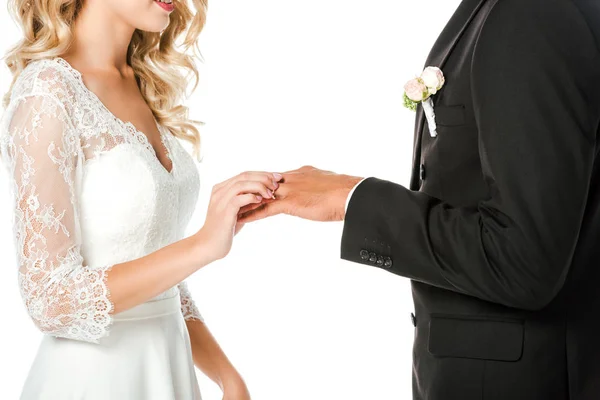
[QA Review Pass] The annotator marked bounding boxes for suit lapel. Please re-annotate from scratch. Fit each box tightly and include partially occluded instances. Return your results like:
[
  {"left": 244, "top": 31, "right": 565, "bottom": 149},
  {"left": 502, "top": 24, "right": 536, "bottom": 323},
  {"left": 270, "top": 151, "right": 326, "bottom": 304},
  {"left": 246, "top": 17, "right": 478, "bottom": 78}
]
[{"left": 409, "top": 0, "right": 487, "bottom": 191}]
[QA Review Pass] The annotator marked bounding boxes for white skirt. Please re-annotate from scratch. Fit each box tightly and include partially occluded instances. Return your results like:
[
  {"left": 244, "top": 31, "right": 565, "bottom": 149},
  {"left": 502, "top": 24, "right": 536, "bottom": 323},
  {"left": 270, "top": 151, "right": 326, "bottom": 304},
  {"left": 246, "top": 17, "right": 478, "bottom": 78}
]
[{"left": 20, "top": 292, "right": 202, "bottom": 400}]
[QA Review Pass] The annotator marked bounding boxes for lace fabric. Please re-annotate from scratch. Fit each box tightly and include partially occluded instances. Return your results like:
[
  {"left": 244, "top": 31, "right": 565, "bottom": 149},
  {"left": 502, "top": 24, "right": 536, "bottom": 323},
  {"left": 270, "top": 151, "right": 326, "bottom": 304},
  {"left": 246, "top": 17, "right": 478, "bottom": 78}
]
[{"left": 0, "top": 58, "right": 203, "bottom": 343}]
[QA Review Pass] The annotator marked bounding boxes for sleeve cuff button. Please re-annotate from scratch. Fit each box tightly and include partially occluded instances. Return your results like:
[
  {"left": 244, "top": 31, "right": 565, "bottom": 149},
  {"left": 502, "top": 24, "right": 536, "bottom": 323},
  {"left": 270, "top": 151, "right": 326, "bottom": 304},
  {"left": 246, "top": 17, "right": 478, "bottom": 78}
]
[
  {"left": 359, "top": 250, "right": 370, "bottom": 260},
  {"left": 384, "top": 257, "right": 393, "bottom": 268},
  {"left": 369, "top": 252, "right": 378, "bottom": 263}
]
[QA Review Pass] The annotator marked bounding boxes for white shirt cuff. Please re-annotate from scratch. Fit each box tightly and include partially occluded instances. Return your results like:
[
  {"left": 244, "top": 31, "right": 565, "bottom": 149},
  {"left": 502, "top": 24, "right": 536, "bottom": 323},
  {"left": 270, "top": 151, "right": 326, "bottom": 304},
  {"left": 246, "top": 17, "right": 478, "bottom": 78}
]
[{"left": 345, "top": 178, "right": 368, "bottom": 213}]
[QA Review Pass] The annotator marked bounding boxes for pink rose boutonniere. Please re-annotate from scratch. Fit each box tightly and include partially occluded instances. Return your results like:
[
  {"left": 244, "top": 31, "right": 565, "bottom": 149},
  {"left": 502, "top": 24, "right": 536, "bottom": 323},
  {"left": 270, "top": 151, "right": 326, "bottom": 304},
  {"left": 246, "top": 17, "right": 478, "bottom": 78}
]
[{"left": 403, "top": 66, "right": 445, "bottom": 137}]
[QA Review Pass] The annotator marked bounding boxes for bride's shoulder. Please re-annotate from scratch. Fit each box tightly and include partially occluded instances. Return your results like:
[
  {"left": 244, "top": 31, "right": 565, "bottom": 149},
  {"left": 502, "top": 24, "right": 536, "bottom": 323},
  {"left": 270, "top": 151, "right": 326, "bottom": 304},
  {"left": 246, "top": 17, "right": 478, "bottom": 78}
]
[{"left": 9, "top": 57, "right": 79, "bottom": 106}]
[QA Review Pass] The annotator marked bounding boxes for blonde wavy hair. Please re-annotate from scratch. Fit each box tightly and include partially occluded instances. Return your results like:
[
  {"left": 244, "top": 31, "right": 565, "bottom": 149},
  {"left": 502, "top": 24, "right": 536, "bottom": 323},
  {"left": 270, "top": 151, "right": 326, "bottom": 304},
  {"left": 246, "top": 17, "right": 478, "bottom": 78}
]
[{"left": 3, "top": 0, "right": 206, "bottom": 158}]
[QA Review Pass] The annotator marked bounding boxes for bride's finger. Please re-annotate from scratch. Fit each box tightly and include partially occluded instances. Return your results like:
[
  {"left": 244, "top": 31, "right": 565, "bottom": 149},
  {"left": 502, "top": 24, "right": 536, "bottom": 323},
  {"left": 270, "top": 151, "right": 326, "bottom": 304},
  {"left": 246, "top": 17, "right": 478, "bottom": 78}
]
[
  {"left": 228, "top": 181, "right": 275, "bottom": 200},
  {"left": 217, "top": 172, "right": 282, "bottom": 194},
  {"left": 224, "top": 172, "right": 280, "bottom": 192},
  {"left": 231, "top": 193, "right": 264, "bottom": 210},
  {"left": 234, "top": 221, "right": 245, "bottom": 235}
]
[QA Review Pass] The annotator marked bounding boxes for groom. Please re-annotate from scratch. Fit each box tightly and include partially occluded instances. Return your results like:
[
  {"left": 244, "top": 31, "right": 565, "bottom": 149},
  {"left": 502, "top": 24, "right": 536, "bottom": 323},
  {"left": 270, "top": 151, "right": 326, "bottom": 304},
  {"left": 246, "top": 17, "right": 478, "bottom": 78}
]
[{"left": 240, "top": 0, "right": 600, "bottom": 399}]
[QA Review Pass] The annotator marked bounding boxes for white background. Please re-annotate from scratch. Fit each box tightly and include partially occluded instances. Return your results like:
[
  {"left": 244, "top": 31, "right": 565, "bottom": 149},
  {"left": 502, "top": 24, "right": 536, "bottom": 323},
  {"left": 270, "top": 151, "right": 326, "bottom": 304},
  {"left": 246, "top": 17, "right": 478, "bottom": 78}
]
[{"left": 0, "top": 0, "right": 461, "bottom": 398}]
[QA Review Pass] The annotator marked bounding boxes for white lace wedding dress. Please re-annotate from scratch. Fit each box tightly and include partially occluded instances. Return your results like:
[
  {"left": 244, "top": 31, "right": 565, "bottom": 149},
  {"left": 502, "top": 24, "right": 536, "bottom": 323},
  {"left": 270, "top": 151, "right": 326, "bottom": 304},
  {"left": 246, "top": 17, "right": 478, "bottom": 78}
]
[{"left": 0, "top": 57, "right": 204, "bottom": 399}]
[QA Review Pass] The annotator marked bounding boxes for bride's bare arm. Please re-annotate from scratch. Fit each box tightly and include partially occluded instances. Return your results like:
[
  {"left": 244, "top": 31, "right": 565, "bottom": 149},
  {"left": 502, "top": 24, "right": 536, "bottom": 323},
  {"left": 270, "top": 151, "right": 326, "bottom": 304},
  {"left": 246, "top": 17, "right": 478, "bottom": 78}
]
[{"left": 187, "top": 319, "right": 251, "bottom": 399}]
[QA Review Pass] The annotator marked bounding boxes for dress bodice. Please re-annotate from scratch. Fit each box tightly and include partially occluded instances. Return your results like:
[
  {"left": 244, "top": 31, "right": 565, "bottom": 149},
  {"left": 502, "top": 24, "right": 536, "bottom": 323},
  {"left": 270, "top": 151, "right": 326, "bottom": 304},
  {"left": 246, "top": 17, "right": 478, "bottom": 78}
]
[{"left": 0, "top": 58, "right": 203, "bottom": 343}]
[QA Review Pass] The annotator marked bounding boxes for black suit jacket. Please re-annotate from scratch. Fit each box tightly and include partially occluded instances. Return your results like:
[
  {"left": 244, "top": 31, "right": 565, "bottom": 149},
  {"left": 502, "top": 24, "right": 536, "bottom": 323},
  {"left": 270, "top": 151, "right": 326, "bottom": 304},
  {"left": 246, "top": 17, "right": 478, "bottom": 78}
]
[{"left": 341, "top": 0, "right": 600, "bottom": 399}]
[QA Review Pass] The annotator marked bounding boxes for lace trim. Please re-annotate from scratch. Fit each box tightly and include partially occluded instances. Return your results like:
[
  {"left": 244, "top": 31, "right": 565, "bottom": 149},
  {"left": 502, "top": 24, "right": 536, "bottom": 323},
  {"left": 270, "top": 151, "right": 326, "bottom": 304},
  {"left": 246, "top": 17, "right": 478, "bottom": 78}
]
[
  {"left": 178, "top": 281, "right": 204, "bottom": 322},
  {"left": 53, "top": 57, "right": 173, "bottom": 175}
]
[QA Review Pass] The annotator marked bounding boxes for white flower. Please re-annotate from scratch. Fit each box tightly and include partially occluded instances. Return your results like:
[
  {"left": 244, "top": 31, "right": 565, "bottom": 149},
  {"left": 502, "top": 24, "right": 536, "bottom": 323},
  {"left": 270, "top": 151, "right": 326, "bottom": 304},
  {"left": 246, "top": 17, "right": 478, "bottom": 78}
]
[
  {"left": 420, "top": 66, "right": 445, "bottom": 94},
  {"left": 403, "top": 66, "right": 446, "bottom": 124},
  {"left": 404, "top": 78, "right": 430, "bottom": 102}
]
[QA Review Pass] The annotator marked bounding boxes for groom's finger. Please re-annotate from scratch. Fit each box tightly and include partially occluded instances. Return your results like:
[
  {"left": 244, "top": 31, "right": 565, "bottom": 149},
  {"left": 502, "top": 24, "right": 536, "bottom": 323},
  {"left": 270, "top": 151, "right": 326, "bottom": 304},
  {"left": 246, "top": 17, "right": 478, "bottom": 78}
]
[
  {"left": 238, "top": 198, "right": 276, "bottom": 215},
  {"left": 238, "top": 201, "right": 285, "bottom": 223},
  {"left": 238, "top": 203, "right": 263, "bottom": 215}
]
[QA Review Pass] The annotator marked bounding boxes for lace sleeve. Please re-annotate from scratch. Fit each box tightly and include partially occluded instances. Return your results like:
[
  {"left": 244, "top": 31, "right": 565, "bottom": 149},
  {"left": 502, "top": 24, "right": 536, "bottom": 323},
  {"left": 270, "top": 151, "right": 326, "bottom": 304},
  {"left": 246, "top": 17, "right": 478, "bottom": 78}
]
[
  {"left": 2, "top": 93, "right": 113, "bottom": 343},
  {"left": 178, "top": 281, "right": 203, "bottom": 322}
]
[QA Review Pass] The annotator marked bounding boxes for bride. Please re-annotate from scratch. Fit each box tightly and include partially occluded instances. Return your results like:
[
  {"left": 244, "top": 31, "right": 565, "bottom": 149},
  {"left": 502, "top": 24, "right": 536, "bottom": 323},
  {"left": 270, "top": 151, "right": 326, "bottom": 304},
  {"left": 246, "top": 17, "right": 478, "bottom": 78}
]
[{"left": 0, "top": 0, "right": 280, "bottom": 398}]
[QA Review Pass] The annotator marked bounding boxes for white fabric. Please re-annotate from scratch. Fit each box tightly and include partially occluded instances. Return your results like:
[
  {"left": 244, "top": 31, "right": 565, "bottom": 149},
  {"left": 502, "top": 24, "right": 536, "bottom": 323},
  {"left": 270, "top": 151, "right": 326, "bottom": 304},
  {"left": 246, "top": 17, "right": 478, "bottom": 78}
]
[
  {"left": 0, "top": 57, "right": 203, "bottom": 397},
  {"left": 422, "top": 97, "right": 438, "bottom": 137},
  {"left": 21, "top": 292, "right": 202, "bottom": 400},
  {"left": 345, "top": 178, "right": 367, "bottom": 213}
]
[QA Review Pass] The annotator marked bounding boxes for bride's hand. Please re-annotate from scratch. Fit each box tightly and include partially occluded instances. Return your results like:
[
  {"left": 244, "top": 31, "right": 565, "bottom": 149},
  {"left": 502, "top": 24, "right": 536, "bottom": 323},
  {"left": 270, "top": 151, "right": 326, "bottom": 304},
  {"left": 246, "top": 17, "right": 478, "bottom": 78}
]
[{"left": 196, "top": 171, "right": 282, "bottom": 262}]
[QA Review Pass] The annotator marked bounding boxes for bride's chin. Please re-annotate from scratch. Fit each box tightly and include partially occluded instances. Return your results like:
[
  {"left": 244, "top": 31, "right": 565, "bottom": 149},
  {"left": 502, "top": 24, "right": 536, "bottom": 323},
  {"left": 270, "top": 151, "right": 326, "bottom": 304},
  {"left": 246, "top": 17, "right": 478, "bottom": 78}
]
[{"left": 130, "top": 14, "right": 171, "bottom": 33}]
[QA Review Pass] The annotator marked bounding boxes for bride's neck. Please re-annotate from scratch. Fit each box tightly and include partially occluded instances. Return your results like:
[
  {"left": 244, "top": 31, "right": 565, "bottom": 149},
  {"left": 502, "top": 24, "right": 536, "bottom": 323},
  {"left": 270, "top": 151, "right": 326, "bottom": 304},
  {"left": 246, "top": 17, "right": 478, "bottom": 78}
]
[{"left": 64, "top": 2, "right": 135, "bottom": 74}]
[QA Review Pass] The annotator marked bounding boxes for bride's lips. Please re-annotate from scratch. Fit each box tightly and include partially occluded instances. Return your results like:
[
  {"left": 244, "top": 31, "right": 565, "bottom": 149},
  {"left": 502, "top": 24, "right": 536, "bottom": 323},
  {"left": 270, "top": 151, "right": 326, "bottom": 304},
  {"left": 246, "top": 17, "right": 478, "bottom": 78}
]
[{"left": 154, "top": 0, "right": 175, "bottom": 12}]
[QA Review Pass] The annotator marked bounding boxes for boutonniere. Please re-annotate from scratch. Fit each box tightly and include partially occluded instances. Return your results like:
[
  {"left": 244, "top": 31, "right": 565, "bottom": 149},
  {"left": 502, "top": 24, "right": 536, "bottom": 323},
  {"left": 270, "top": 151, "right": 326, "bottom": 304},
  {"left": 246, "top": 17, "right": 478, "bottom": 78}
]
[{"left": 403, "top": 66, "right": 445, "bottom": 137}]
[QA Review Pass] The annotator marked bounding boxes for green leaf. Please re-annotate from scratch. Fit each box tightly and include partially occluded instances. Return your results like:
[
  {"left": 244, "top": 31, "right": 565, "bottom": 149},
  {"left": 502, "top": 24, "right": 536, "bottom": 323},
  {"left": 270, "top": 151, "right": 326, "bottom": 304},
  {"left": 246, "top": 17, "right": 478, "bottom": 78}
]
[{"left": 403, "top": 92, "right": 418, "bottom": 112}]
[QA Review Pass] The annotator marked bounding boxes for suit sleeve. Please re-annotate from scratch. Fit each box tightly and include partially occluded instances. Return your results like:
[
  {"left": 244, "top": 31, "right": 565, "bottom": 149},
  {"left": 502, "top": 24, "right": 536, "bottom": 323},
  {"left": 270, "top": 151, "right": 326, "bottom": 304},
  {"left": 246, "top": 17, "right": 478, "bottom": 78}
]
[{"left": 341, "top": 0, "right": 600, "bottom": 311}]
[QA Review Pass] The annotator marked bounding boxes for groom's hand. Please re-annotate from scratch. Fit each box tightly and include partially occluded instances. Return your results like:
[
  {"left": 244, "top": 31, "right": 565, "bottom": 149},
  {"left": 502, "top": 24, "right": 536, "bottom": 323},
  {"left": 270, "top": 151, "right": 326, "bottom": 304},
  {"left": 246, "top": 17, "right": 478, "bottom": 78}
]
[{"left": 238, "top": 166, "right": 363, "bottom": 223}]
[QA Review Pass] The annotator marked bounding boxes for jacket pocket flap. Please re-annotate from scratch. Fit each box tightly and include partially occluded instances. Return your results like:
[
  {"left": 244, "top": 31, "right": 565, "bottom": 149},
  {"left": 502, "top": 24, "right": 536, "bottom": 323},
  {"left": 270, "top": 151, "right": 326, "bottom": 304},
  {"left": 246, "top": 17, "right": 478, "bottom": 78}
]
[{"left": 428, "top": 314, "right": 524, "bottom": 362}]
